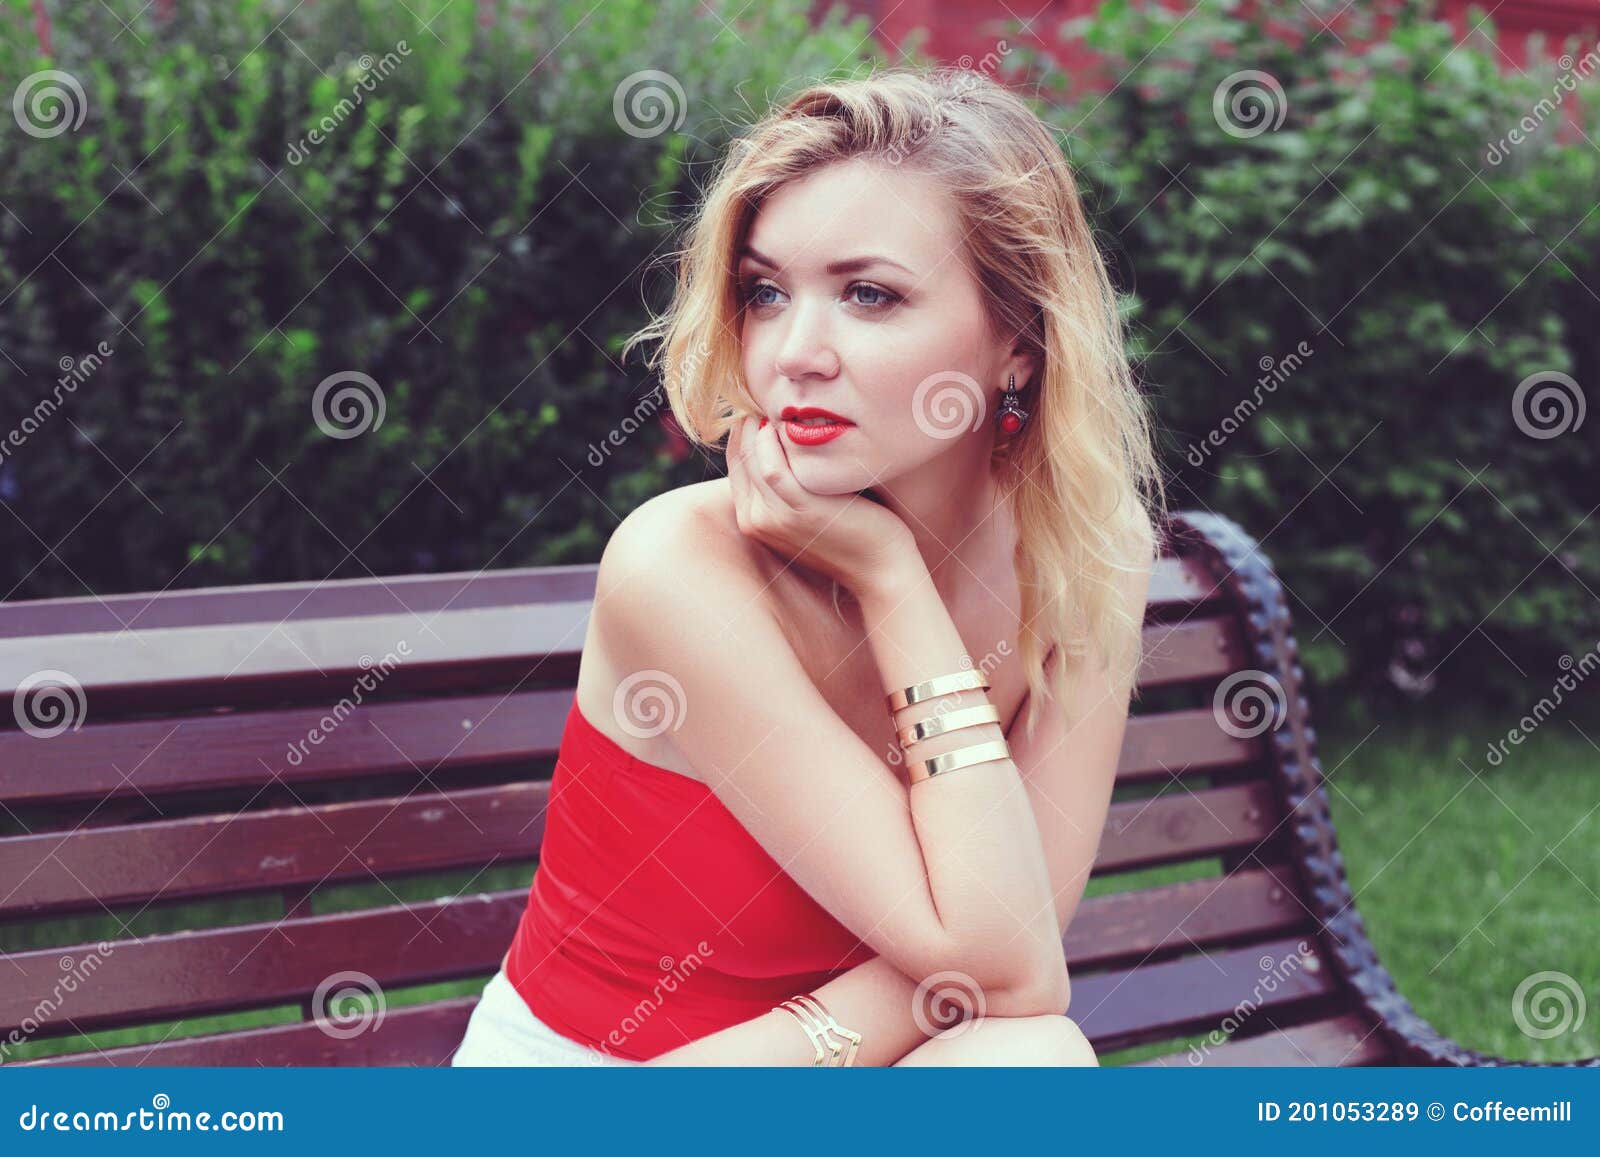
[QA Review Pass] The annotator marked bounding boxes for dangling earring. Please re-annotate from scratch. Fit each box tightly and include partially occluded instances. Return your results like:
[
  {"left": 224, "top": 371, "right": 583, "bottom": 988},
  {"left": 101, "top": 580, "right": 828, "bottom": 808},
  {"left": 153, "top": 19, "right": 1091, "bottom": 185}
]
[{"left": 996, "top": 373, "right": 1030, "bottom": 435}]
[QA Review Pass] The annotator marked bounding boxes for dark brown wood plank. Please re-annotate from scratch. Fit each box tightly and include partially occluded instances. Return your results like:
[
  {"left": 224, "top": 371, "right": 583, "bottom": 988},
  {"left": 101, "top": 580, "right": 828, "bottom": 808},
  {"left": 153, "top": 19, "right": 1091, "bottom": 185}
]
[
  {"left": 0, "top": 688, "right": 572, "bottom": 806},
  {"left": 1129, "top": 1012, "right": 1391, "bottom": 1067},
  {"left": 1096, "top": 782, "right": 1281, "bottom": 872},
  {"left": 1073, "top": 935, "right": 1338, "bottom": 1053},
  {"left": 1067, "top": 866, "right": 1310, "bottom": 971},
  {"left": 0, "top": 554, "right": 1212, "bottom": 642},
  {"left": 0, "top": 567, "right": 601, "bottom": 639},
  {"left": 0, "top": 784, "right": 548, "bottom": 917},
  {"left": 10, "top": 997, "right": 483, "bottom": 1068},
  {"left": 0, "top": 601, "right": 590, "bottom": 713},
  {"left": 0, "top": 892, "right": 524, "bottom": 1036},
  {"left": 1116, "top": 709, "right": 1261, "bottom": 784},
  {"left": 1137, "top": 618, "right": 1247, "bottom": 688}
]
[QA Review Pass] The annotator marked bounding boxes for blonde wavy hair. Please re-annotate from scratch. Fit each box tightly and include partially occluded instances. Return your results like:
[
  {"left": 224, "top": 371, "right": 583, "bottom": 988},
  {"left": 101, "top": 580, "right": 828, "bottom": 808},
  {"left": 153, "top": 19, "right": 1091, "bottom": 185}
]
[{"left": 622, "top": 64, "right": 1169, "bottom": 742}]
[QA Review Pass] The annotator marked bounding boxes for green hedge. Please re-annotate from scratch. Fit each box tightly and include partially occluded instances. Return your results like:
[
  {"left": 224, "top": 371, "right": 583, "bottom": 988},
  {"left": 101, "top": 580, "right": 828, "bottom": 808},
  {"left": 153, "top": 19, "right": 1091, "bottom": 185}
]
[
  {"left": 0, "top": 0, "right": 883, "bottom": 586},
  {"left": 1023, "top": 0, "right": 1598, "bottom": 717}
]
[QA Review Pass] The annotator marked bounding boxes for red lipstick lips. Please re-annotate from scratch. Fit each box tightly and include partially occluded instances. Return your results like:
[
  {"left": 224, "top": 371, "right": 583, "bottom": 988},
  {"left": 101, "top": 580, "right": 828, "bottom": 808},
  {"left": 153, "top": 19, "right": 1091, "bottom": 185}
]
[{"left": 779, "top": 406, "right": 853, "bottom": 447}]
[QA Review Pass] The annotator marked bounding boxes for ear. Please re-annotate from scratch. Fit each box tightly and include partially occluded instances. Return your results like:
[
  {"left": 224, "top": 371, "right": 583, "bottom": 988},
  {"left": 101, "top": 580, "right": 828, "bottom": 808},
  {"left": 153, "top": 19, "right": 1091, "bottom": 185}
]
[{"left": 1007, "top": 348, "right": 1041, "bottom": 392}]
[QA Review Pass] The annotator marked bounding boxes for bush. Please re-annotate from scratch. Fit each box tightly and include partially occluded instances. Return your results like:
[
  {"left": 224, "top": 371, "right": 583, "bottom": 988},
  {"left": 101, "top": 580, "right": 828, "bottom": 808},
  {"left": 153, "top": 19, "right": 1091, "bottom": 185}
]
[
  {"left": 1017, "top": 0, "right": 1599, "bottom": 718},
  {"left": 0, "top": 0, "right": 883, "bottom": 590}
]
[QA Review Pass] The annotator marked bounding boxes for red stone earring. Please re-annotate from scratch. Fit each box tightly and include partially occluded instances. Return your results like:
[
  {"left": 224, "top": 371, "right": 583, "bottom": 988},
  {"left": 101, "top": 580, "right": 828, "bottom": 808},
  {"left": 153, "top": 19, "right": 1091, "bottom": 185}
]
[{"left": 996, "top": 373, "right": 1030, "bottom": 435}]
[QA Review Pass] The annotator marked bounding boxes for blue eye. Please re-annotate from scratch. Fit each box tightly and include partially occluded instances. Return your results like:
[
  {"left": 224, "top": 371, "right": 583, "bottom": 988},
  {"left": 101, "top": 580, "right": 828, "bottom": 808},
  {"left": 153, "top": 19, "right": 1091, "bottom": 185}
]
[{"left": 850, "top": 283, "right": 898, "bottom": 308}]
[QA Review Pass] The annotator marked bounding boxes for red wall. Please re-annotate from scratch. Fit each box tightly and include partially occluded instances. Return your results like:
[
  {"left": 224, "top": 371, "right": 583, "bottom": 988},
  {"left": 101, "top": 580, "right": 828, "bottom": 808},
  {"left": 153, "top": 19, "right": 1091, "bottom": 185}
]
[{"left": 839, "top": 0, "right": 1600, "bottom": 79}]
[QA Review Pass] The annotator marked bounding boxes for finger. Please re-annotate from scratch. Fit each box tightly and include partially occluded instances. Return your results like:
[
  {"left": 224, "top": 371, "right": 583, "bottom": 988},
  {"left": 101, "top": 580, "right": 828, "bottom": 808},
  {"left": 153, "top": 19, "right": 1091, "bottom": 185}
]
[
  {"left": 745, "top": 417, "right": 799, "bottom": 513},
  {"left": 726, "top": 417, "right": 751, "bottom": 513}
]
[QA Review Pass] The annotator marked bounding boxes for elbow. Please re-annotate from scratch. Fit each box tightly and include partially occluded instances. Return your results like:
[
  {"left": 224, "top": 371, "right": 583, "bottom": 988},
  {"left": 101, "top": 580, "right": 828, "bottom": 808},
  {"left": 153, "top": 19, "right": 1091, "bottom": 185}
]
[{"left": 917, "top": 936, "right": 1071, "bottom": 1020}]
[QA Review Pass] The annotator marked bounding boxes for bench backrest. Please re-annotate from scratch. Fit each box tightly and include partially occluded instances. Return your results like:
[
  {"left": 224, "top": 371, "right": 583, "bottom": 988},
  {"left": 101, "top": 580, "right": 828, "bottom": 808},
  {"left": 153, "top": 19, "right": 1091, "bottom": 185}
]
[{"left": 0, "top": 511, "right": 1390, "bottom": 1066}]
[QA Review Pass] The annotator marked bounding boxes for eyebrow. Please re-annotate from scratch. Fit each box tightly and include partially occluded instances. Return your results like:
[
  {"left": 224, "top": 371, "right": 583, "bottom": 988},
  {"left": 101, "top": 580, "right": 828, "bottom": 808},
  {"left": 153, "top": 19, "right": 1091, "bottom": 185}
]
[{"left": 738, "top": 245, "right": 914, "bottom": 277}]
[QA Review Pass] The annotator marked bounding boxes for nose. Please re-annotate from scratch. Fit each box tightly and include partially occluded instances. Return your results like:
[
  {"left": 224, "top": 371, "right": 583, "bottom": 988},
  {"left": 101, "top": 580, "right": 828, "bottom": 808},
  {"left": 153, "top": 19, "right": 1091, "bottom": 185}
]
[{"left": 772, "top": 295, "right": 840, "bottom": 382}]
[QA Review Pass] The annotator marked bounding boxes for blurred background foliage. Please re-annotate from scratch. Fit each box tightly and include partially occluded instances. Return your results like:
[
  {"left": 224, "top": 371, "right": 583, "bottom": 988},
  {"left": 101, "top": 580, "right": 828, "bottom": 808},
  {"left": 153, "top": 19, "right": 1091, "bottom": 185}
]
[{"left": 0, "top": 0, "right": 1595, "bottom": 728}]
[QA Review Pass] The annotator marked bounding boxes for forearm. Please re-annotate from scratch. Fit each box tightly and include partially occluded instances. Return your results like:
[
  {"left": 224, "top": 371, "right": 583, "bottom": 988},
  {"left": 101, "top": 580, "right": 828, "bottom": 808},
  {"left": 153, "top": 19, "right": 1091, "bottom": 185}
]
[
  {"left": 644, "top": 952, "right": 1058, "bottom": 1066},
  {"left": 856, "top": 558, "right": 1068, "bottom": 997}
]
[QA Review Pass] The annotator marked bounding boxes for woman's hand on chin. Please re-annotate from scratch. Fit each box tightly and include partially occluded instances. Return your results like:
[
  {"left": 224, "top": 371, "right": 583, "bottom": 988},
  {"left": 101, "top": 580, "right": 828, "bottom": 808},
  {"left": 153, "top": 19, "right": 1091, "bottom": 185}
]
[{"left": 726, "top": 414, "right": 917, "bottom": 598}]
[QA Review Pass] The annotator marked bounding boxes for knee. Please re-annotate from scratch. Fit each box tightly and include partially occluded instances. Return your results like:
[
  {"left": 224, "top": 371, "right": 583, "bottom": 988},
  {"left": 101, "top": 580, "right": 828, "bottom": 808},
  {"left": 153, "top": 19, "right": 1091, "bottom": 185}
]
[
  {"left": 988, "top": 1012, "right": 1098, "bottom": 1067},
  {"left": 1048, "top": 1015, "right": 1099, "bottom": 1067}
]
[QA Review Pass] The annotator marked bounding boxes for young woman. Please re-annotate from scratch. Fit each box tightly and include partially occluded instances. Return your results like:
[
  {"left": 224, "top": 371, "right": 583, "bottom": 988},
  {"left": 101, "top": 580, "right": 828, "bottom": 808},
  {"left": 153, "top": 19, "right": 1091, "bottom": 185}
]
[{"left": 452, "top": 64, "right": 1167, "bottom": 1068}]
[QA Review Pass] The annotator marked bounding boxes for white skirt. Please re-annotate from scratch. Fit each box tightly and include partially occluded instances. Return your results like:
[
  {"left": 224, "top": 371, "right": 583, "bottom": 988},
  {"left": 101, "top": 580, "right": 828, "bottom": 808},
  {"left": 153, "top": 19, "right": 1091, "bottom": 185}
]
[{"left": 451, "top": 968, "right": 644, "bottom": 1068}]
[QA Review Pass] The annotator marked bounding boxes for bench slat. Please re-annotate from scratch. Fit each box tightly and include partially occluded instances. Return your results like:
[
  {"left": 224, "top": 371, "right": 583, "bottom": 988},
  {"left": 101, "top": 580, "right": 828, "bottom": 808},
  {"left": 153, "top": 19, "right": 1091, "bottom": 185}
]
[
  {"left": 1073, "top": 935, "right": 1339, "bottom": 1054},
  {"left": 0, "top": 688, "right": 572, "bottom": 807},
  {"left": 2, "top": 777, "right": 1274, "bottom": 918},
  {"left": 0, "top": 784, "right": 548, "bottom": 917},
  {"left": 0, "top": 554, "right": 1223, "bottom": 640},
  {"left": 1, "top": 695, "right": 1259, "bottom": 811},
  {"left": 1066, "top": 866, "right": 1309, "bottom": 970},
  {"left": 0, "top": 612, "right": 1235, "bottom": 717},
  {"left": 1130, "top": 1012, "right": 1391, "bottom": 1067},
  {"left": 10, "top": 998, "right": 482, "bottom": 1068},
  {"left": 0, "top": 893, "right": 523, "bottom": 1036},
  {"left": 0, "top": 602, "right": 591, "bottom": 712}
]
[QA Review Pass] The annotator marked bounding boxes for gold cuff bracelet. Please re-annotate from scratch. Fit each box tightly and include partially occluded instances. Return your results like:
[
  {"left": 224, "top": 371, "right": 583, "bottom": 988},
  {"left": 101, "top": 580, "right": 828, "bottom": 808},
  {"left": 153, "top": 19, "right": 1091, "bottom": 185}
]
[
  {"left": 777, "top": 993, "right": 862, "bottom": 1067},
  {"left": 909, "top": 738, "right": 1012, "bottom": 785},
  {"left": 896, "top": 703, "right": 1002, "bottom": 749},
  {"left": 885, "top": 669, "right": 991, "bottom": 713}
]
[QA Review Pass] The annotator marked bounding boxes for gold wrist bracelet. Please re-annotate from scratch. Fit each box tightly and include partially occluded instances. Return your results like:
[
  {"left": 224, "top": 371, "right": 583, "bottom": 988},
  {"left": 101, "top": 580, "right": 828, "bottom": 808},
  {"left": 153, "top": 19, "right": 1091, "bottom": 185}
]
[
  {"left": 909, "top": 738, "right": 1012, "bottom": 784},
  {"left": 885, "top": 669, "right": 991, "bottom": 713},
  {"left": 777, "top": 993, "right": 861, "bottom": 1067},
  {"left": 897, "top": 703, "right": 1002, "bottom": 749}
]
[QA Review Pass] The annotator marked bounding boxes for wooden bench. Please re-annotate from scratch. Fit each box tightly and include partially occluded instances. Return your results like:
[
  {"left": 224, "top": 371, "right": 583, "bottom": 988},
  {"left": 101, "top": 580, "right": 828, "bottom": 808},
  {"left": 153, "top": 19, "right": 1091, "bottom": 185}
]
[{"left": 1, "top": 510, "right": 1592, "bottom": 1068}]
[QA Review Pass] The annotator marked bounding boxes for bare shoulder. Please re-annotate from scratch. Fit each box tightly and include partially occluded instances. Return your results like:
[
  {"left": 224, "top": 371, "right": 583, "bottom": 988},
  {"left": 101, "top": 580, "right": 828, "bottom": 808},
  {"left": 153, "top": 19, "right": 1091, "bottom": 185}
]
[{"left": 598, "top": 478, "right": 752, "bottom": 597}]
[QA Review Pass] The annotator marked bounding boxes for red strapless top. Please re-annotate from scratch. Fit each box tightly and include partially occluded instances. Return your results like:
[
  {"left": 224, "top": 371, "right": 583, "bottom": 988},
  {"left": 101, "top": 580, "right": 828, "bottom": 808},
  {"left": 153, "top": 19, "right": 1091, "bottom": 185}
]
[{"left": 503, "top": 695, "right": 876, "bottom": 1061}]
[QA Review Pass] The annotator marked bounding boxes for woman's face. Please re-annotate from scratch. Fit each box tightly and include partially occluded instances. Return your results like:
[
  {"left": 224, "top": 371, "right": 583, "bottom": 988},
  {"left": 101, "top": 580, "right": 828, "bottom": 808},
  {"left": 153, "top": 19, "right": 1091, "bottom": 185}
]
[{"left": 737, "top": 156, "right": 1019, "bottom": 497}]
